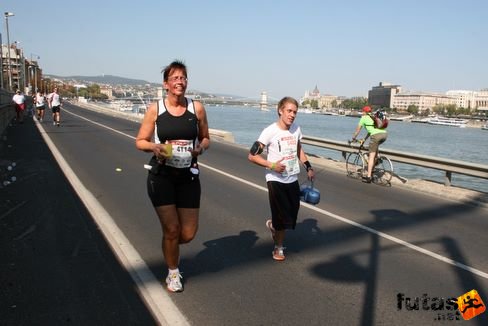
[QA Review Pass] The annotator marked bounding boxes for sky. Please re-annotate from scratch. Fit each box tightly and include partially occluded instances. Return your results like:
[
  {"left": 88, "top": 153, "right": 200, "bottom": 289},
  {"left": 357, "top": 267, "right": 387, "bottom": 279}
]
[{"left": 2, "top": 0, "right": 487, "bottom": 100}]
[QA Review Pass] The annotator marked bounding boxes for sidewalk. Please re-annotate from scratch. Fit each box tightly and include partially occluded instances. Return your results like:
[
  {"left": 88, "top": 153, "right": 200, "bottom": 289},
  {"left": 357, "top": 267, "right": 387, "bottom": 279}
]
[{"left": 0, "top": 117, "right": 156, "bottom": 325}]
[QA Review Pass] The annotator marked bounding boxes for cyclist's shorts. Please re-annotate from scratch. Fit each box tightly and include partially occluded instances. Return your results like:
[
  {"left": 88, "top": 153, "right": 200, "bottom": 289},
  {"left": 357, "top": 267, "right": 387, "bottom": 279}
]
[
  {"left": 369, "top": 132, "right": 387, "bottom": 153},
  {"left": 267, "top": 180, "right": 300, "bottom": 231}
]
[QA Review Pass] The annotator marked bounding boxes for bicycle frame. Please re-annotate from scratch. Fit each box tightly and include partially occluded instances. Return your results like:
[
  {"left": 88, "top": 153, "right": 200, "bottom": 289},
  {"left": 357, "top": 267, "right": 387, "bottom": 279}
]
[{"left": 346, "top": 139, "right": 393, "bottom": 186}]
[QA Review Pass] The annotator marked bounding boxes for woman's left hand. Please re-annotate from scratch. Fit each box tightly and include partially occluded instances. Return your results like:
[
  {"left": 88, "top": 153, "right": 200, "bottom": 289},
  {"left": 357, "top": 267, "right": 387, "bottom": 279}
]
[
  {"left": 307, "top": 168, "right": 315, "bottom": 181},
  {"left": 192, "top": 145, "right": 205, "bottom": 157}
]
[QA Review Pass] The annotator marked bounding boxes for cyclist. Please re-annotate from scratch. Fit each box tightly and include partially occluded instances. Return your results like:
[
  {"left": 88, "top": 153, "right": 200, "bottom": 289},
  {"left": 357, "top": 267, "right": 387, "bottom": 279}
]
[{"left": 351, "top": 106, "right": 388, "bottom": 183}]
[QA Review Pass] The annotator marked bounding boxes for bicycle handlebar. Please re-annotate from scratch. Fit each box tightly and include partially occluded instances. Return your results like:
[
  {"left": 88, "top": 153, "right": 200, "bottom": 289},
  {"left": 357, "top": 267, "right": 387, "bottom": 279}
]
[{"left": 348, "top": 139, "right": 365, "bottom": 146}]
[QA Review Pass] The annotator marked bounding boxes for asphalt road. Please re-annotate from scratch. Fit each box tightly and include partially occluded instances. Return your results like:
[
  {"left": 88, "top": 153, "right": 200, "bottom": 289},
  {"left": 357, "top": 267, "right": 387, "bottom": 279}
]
[{"left": 39, "top": 102, "right": 488, "bottom": 325}]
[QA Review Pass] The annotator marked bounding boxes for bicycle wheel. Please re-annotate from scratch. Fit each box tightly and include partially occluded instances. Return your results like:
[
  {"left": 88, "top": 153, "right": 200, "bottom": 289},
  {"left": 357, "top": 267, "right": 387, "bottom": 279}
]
[
  {"left": 373, "top": 155, "right": 393, "bottom": 185},
  {"left": 346, "top": 152, "right": 365, "bottom": 179}
]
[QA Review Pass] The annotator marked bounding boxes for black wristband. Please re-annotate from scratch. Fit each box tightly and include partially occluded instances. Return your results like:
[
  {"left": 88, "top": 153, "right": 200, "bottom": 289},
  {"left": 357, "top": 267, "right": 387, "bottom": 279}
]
[{"left": 304, "top": 160, "right": 313, "bottom": 172}]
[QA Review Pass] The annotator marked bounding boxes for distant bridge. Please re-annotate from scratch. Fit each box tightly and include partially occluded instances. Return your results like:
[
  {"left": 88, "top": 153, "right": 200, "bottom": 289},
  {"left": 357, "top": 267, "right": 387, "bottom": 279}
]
[{"left": 109, "top": 91, "right": 281, "bottom": 108}]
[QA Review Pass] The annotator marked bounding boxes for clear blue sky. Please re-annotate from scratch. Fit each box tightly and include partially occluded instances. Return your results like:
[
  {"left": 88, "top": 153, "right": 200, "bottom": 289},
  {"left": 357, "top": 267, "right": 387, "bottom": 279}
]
[{"left": 3, "top": 0, "right": 487, "bottom": 100}]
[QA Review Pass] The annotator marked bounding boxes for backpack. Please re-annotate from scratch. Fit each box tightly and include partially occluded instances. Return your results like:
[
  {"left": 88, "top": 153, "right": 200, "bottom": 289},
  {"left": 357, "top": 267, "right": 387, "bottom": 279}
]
[{"left": 371, "top": 110, "right": 389, "bottom": 129}]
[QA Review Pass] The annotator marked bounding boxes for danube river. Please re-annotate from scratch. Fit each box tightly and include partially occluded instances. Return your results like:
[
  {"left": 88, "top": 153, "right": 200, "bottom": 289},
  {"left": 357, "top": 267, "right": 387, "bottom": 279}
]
[{"left": 205, "top": 104, "right": 487, "bottom": 193}]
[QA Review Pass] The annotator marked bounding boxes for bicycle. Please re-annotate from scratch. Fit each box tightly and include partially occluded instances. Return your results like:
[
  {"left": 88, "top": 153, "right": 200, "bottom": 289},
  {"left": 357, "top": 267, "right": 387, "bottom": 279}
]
[{"left": 346, "top": 139, "right": 393, "bottom": 186}]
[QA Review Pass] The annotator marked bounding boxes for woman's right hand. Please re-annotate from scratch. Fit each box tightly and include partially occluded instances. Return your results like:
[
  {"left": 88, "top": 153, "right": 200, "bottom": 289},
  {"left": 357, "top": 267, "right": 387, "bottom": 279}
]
[{"left": 153, "top": 143, "right": 172, "bottom": 160}]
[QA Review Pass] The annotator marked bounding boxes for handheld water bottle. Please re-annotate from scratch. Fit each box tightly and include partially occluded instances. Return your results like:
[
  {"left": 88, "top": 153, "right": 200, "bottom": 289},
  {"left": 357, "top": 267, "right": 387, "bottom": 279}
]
[{"left": 300, "top": 180, "right": 321, "bottom": 205}]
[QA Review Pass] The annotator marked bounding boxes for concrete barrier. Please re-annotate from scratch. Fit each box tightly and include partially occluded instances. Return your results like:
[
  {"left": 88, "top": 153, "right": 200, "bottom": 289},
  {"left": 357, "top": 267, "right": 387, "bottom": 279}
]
[
  {"left": 0, "top": 89, "right": 15, "bottom": 136},
  {"left": 0, "top": 104, "right": 14, "bottom": 135},
  {"left": 209, "top": 128, "right": 235, "bottom": 143}
]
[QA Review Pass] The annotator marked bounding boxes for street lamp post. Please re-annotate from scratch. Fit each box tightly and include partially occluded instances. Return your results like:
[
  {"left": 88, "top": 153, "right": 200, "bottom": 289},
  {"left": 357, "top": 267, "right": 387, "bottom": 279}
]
[{"left": 4, "top": 12, "right": 14, "bottom": 91}]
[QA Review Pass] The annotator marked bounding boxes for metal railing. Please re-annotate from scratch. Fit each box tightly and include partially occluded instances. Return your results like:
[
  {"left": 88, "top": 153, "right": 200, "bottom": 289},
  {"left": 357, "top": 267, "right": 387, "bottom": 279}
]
[
  {"left": 74, "top": 100, "right": 488, "bottom": 188},
  {"left": 301, "top": 135, "right": 488, "bottom": 187}
]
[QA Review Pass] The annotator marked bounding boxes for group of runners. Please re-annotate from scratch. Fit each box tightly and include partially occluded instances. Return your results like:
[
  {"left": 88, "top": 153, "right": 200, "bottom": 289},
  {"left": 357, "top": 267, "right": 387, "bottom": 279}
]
[{"left": 12, "top": 87, "right": 62, "bottom": 126}]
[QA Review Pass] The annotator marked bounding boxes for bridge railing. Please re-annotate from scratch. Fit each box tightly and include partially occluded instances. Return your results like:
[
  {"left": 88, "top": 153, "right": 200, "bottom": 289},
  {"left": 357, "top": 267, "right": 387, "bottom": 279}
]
[{"left": 301, "top": 135, "right": 488, "bottom": 187}]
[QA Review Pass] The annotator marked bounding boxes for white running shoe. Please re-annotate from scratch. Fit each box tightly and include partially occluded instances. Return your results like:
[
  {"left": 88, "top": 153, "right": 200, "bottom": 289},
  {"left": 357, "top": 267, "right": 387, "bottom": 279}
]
[
  {"left": 166, "top": 272, "right": 183, "bottom": 292},
  {"left": 272, "top": 246, "right": 285, "bottom": 261}
]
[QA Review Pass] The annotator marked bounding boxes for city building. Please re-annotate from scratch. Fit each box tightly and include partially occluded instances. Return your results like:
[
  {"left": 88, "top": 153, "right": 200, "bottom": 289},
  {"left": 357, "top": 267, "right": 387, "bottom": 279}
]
[
  {"left": 391, "top": 92, "right": 457, "bottom": 112},
  {"left": 367, "top": 82, "right": 402, "bottom": 108},
  {"left": 473, "top": 89, "right": 488, "bottom": 109},
  {"left": 1, "top": 43, "right": 42, "bottom": 94},
  {"left": 317, "top": 94, "right": 339, "bottom": 109},
  {"left": 1, "top": 43, "right": 22, "bottom": 91},
  {"left": 301, "top": 86, "right": 340, "bottom": 109},
  {"left": 446, "top": 90, "right": 476, "bottom": 109},
  {"left": 100, "top": 86, "right": 114, "bottom": 99}
]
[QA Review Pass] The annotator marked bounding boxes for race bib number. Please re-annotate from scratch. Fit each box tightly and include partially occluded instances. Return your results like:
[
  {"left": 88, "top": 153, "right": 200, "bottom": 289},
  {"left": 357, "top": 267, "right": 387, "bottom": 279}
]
[
  {"left": 165, "top": 140, "right": 193, "bottom": 168},
  {"left": 278, "top": 137, "right": 299, "bottom": 176}
]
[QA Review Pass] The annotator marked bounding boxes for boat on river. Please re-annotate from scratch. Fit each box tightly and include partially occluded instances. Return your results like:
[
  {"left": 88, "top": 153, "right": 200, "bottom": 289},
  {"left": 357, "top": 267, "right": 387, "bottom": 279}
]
[
  {"left": 427, "top": 116, "right": 468, "bottom": 128},
  {"left": 389, "top": 114, "right": 413, "bottom": 121},
  {"left": 411, "top": 117, "right": 430, "bottom": 123},
  {"left": 482, "top": 124, "right": 488, "bottom": 130}
]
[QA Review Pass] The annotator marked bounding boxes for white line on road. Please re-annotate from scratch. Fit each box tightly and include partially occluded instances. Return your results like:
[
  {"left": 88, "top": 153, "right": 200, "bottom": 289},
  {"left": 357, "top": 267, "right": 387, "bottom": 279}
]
[
  {"left": 200, "top": 164, "right": 488, "bottom": 280},
  {"left": 35, "top": 113, "right": 189, "bottom": 326}
]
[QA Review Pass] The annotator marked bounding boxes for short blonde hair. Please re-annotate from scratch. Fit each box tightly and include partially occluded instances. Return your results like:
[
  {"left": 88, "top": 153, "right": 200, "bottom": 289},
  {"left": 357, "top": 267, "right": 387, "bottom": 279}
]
[{"left": 277, "top": 96, "right": 299, "bottom": 116}]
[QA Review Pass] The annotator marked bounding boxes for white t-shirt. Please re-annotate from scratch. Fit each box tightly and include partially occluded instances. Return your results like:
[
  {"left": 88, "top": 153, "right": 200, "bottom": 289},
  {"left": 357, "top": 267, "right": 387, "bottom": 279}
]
[
  {"left": 49, "top": 92, "right": 61, "bottom": 106},
  {"left": 35, "top": 94, "right": 46, "bottom": 107},
  {"left": 257, "top": 122, "right": 302, "bottom": 183},
  {"left": 13, "top": 94, "right": 25, "bottom": 104}
]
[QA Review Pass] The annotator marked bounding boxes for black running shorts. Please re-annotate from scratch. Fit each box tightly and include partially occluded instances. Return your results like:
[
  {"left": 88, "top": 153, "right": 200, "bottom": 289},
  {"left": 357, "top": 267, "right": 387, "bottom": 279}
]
[
  {"left": 147, "top": 166, "right": 201, "bottom": 208},
  {"left": 267, "top": 180, "right": 300, "bottom": 231}
]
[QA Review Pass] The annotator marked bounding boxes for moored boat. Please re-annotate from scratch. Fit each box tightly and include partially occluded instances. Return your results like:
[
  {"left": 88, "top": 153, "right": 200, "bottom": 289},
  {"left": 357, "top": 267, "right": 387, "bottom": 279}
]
[
  {"left": 411, "top": 117, "right": 430, "bottom": 123},
  {"left": 427, "top": 116, "right": 468, "bottom": 128},
  {"left": 389, "top": 114, "right": 413, "bottom": 121}
]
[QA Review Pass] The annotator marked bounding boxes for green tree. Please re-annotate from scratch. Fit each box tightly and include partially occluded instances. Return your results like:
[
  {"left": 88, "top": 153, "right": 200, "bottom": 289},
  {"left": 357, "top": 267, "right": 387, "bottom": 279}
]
[
  {"left": 341, "top": 97, "right": 367, "bottom": 110},
  {"left": 407, "top": 105, "right": 419, "bottom": 115}
]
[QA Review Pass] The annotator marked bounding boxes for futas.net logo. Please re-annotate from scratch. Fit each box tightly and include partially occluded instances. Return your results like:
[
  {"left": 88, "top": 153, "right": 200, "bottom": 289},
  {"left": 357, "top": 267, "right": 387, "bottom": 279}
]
[
  {"left": 457, "top": 290, "right": 486, "bottom": 321},
  {"left": 397, "top": 290, "right": 486, "bottom": 321}
]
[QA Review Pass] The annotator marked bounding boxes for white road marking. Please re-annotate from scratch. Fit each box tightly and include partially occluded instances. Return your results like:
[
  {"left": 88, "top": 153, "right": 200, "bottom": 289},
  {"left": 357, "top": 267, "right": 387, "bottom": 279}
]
[
  {"left": 200, "top": 164, "right": 488, "bottom": 280},
  {"left": 35, "top": 114, "right": 189, "bottom": 326}
]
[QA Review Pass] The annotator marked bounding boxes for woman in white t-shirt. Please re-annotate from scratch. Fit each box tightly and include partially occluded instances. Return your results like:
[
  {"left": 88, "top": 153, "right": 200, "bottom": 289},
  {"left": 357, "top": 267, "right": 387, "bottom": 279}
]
[
  {"left": 48, "top": 87, "right": 62, "bottom": 126},
  {"left": 12, "top": 90, "right": 26, "bottom": 123},
  {"left": 248, "top": 96, "right": 315, "bottom": 261},
  {"left": 35, "top": 91, "right": 46, "bottom": 122}
]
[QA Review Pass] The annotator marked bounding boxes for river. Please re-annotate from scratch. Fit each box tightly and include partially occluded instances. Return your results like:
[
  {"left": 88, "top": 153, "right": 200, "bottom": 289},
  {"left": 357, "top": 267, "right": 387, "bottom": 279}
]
[{"left": 204, "top": 104, "right": 488, "bottom": 193}]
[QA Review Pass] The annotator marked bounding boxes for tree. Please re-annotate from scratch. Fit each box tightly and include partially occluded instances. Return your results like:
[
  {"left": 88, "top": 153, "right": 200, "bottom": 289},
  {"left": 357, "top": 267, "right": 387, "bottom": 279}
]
[
  {"left": 340, "top": 97, "right": 367, "bottom": 110},
  {"left": 407, "top": 105, "right": 419, "bottom": 115}
]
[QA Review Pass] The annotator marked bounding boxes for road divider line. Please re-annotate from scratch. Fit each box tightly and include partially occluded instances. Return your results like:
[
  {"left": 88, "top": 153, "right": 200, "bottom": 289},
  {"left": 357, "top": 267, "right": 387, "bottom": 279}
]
[
  {"left": 200, "top": 163, "right": 488, "bottom": 280},
  {"left": 34, "top": 117, "right": 189, "bottom": 326}
]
